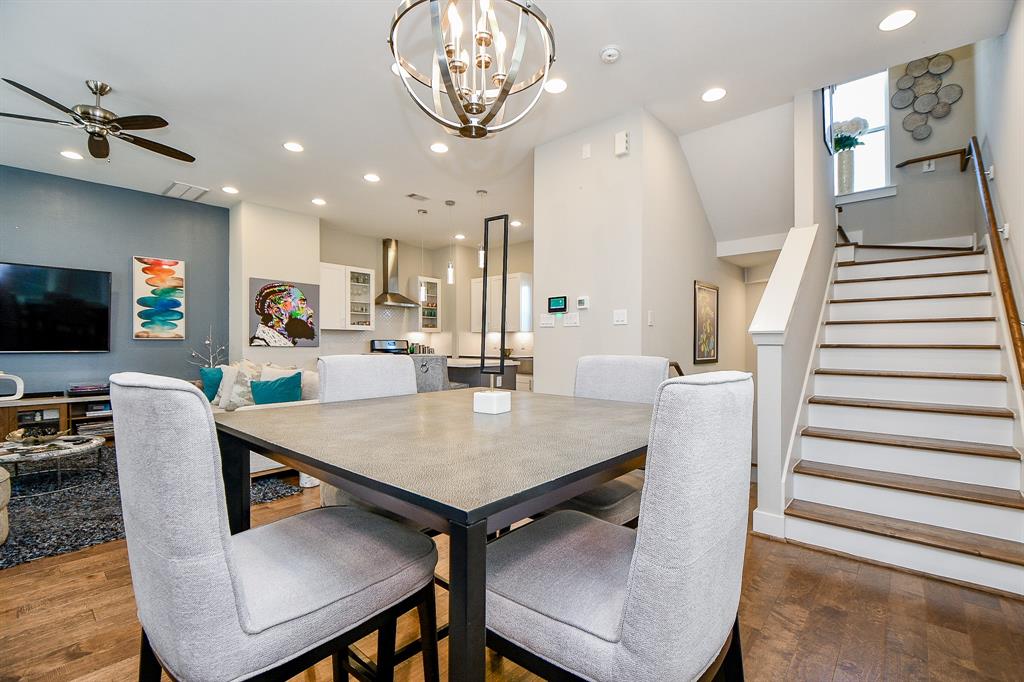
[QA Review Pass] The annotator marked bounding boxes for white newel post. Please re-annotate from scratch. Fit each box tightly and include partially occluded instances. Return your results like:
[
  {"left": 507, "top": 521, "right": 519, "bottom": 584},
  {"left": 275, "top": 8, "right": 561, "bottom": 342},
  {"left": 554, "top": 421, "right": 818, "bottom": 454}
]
[{"left": 750, "top": 334, "right": 787, "bottom": 537}]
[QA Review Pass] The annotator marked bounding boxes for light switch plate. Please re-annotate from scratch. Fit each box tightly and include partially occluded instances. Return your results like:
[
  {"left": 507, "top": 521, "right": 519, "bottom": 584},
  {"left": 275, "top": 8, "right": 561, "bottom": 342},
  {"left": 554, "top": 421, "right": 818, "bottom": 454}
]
[
  {"left": 539, "top": 313, "right": 555, "bottom": 328},
  {"left": 613, "top": 309, "right": 628, "bottom": 325},
  {"left": 563, "top": 312, "right": 580, "bottom": 327},
  {"left": 922, "top": 159, "right": 935, "bottom": 173}
]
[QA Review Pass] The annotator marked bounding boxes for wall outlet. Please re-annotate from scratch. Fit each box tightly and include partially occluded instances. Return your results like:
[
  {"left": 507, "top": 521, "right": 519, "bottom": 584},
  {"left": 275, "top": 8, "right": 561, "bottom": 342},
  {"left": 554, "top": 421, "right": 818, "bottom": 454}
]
[
  {"left": 922, "top": 159, "right": 935, "bottom": 173},
  {"left": 581, "top": 143, "right": 591, "bottom": 160},
  {"left": 613, "top": 309, "right": 628, "bottom": 325}
]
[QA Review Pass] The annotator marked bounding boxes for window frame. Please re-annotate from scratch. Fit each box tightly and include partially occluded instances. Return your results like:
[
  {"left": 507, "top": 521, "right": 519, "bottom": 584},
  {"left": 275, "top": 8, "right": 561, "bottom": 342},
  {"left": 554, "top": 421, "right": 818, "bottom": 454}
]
[{"left": 830, "top": 71, "right": 893, "bottom": 197}]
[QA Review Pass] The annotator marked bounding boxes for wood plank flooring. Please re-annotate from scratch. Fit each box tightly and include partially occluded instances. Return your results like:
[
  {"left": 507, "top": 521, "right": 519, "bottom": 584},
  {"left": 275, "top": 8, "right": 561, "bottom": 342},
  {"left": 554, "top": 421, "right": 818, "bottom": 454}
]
[{"left": 0, "top": 481, "right": 1021, "bottom": 682}]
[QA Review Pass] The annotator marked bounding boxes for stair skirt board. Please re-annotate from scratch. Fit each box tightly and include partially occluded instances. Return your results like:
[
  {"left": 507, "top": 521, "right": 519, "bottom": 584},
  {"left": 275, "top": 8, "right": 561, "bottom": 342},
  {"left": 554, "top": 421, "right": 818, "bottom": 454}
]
[
  {"left": 827, "top": 296, "right": 993, "bottom": 321},
  {"left": 784, "top": 516, "right": 1024, "bottom": 596},
  {"left": 818, "top": 346, "right": 1002, "bottom": 373},
  {"left": 832, "top": 272, "right": 990, "bottom": 299},
  {"left": 800, "top": 436, "right": 1021, "bottom": 489},
  {"left": 806, "top": 402, "right": 1013, "bottom": 445},
  {"left": 791, "top": 474, "right": 1023, "bottom": 541},
  {"left": 823, "top": 320, "right": 997, "bottom": 344},
  {"left": 811, "top": 374, "right": 1007, "bottom": 407},
  {"left": 837, "top": 254, "right": 986, "bottom": 279}
]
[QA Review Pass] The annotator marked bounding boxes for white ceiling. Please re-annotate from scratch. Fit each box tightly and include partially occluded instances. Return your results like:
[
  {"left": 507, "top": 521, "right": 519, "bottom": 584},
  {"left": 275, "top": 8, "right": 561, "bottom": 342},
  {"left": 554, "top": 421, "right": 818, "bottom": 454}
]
[{"left": 0, "top": 0, "right": 1012, "bottom": 248}]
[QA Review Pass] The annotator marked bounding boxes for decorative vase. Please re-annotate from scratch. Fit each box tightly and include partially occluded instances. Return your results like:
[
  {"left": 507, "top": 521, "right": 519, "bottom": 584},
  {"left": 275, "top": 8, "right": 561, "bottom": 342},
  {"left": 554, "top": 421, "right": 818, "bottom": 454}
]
[{"left": 837, "top": 149, "right": 855, "bottom": 195}]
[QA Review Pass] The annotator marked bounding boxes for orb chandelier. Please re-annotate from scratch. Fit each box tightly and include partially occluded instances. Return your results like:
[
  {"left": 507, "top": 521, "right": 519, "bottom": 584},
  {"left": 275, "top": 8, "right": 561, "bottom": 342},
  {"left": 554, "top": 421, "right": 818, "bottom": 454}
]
[{"left": 389, "top": 0, "right": 556, "bottom": 139}]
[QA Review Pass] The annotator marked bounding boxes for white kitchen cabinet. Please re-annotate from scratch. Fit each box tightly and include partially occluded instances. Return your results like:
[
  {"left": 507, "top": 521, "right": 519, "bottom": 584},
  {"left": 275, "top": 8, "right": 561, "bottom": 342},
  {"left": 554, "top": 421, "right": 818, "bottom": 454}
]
[
  {"left": 470, "top": 272, "right": 533, "bottom": 333},
  {"left": 410, "top": 276, "right": 441, "bottom": 332},
  {"left": 319, "top": 263, "right": 375, "bottom": 331}
]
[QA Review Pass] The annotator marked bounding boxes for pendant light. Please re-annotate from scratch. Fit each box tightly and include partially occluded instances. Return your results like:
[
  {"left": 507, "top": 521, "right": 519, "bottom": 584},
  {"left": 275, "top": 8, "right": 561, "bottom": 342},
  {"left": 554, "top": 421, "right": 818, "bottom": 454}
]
[
  {"left": 446, "top": 200, "right": 456, "bottom": 284},
  {"left": 417, "top": 209, "right": 428, "bottom": 303}
]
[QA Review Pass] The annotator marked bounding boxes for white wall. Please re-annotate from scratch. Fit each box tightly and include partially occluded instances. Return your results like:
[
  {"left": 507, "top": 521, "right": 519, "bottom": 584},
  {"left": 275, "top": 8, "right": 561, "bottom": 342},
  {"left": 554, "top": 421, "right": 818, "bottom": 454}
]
[
  {"left": 841, "top": 45, "right": 977, "bottom": 244},
  {"left": 680, "top": 102, "right": 796, "bottom": 243}
]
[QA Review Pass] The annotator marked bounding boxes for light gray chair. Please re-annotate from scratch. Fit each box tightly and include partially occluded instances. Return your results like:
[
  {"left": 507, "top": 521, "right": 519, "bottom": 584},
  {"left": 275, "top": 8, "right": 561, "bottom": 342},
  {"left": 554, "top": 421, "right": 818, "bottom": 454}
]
[
  {"left": 317, "top": 355, "right": 421, "bottom": 524},
  {"left": 554, "top": 354, "right": 669, "bottom": 525},
  {"left": 486, "top": 371, "right": 753, "bottom": 681},
  {"left": 109, "top": 372, "right": 439, "bottom": 682}
]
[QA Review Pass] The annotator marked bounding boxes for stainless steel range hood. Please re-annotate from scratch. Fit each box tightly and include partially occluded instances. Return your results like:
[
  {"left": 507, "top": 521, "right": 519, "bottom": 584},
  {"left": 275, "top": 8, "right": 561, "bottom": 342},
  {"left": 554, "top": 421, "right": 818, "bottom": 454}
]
[{"left": 374, "top": 238, "right": 420, "bottom": 308}]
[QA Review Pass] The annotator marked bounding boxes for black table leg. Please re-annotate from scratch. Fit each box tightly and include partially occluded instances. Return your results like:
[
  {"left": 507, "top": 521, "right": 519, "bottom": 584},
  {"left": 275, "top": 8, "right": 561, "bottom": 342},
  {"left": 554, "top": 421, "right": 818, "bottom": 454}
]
[
  {"left": 217, "top": 431, "right": 250, "bottom": 534},
  {"left": 448, "top": 518, "right": 487, "bottom": 681}
]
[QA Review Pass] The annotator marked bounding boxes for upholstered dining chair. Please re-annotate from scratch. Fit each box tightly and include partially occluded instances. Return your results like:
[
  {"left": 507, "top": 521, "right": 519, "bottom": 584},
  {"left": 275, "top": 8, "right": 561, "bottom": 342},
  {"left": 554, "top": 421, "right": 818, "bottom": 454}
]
[
  {"left": 486, "top": 371, "right": 753, "bottom": 681},
  {"left": 554, "top": 354, "right": 669, "bottom": 525},
  {"left": 316, "top": 354, "right": 422, "bottom": 524},
  {"left": 109, "top": 372, "right": 439, "bottom": 682}
]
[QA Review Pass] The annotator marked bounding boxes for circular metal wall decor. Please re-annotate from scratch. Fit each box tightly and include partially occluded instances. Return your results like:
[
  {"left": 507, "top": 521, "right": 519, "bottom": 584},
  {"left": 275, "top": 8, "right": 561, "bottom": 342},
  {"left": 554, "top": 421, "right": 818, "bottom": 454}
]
[
  {"left": 891, "top": 88, "right": 914, "bottom": 109},
  {"left": 928, "top": 53, "right": 954, "bottom": 75},
  {"left": 892, "top": 52, "right": 963, "bottom": 142},
  {"left": 902, "top": 111, "right": 927, "bottom": 131},
  {"left": 912, "top": 124, "right": 933, "bottom": 141}
]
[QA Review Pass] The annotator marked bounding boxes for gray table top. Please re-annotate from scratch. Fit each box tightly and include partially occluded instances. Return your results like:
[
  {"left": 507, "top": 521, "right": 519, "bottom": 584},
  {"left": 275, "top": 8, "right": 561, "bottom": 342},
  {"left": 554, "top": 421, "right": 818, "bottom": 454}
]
[{"left": 215, "top": 388, "right": 651, "bottom": 519}]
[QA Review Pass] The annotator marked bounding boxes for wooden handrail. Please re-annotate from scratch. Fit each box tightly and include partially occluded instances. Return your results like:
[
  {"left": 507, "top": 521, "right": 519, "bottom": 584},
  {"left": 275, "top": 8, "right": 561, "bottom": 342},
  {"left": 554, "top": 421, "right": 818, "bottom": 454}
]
[
  {"left": 895, "top": 147, "right": 969, "bottom": 171},
  {"left": 967, "top": 135, "right": 1024, "bottom": 386}
]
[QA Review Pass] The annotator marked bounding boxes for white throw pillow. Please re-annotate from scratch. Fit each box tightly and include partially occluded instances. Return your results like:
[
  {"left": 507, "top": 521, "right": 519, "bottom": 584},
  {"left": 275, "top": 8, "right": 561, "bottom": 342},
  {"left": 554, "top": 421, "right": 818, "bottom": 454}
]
[
  {"left": 260, "top": 365, "right": 320, "bottom": 402},
  {"left": 218, "top": 359, "right": 261, "bottom": 411}
]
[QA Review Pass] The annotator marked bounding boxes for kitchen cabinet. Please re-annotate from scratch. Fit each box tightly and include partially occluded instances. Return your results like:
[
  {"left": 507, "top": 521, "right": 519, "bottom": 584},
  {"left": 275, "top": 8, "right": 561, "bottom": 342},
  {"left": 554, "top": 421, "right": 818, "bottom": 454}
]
[
  {"left": 319, "top": 263, "right": 376, "bottom": 330},
  {"left": 410, "top": 276, "right": 441, "bottom": 332},
  {"left": 470, "top": 273, "right": 533, "bottom": 333}
]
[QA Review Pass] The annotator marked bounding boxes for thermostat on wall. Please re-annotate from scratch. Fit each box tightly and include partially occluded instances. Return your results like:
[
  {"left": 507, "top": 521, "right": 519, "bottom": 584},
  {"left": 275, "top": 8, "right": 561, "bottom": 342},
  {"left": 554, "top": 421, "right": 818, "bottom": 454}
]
[
  {"left": 548, "top": 296, "right": 568, "bottom": 313},
  {"left": 576, "top": 296, "right": 590, "bottom": 310}
]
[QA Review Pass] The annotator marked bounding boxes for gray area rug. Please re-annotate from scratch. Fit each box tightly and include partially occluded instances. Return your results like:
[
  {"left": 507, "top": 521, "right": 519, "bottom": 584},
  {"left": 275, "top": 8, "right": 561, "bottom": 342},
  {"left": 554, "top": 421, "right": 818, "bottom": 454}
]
[{"left": 0, "top": 446, "right": 301, "bottom": 569}]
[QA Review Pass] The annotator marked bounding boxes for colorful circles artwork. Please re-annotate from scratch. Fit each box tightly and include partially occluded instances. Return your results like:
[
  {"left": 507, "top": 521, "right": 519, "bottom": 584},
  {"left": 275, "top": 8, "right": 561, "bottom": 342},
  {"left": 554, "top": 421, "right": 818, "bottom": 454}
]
[{"left": 133, "top": 257, "right": 185, "bottom": 339}]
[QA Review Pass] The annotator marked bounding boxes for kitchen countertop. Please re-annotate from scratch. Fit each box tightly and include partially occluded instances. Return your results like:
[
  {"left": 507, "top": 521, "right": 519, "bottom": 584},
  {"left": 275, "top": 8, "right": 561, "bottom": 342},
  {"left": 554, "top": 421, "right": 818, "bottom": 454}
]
[{"left": 447, "top": 357, "right": 520, "bottom": 368}]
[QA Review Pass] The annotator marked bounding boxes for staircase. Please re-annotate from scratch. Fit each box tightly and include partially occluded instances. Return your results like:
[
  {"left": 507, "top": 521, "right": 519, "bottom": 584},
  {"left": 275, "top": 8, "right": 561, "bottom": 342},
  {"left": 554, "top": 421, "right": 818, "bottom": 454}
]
[{"left": 784, "top": 241, "right": 1024, "bottom": 595}]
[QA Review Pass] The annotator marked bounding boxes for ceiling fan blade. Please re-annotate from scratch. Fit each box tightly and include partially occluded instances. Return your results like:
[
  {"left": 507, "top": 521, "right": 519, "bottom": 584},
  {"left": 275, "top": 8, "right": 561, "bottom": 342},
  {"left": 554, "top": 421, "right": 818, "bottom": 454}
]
[
  {"left": 115, "top": 132, "right": 195, "bottom": 163},
  {"left": 88, "top": 134, "right": 109, "bottom": 159},
  {"left": 0, "top": 111, "right": 77, "bottom": 127},
  {"left": 2, "top": 78, "right": 79, "bottom": 120},
  {"left": 110, "top": 114, "right": 168, "bottom": 131}
]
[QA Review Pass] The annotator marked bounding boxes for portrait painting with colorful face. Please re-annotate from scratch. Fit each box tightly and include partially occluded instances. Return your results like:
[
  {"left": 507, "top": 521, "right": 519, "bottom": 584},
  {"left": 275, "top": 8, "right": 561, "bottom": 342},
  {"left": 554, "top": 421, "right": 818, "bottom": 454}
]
[
  {"left": 133, "top": 257, "right": 185, "bottom": 340},
  {"left": 248, "top": 278, "right": 319, "bottom": 347}
]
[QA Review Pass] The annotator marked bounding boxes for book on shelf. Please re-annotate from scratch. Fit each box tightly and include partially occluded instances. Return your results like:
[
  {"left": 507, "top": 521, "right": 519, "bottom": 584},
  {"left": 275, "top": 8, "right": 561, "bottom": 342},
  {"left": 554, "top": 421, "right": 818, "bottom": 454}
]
[{"left": 85, "top": 410, "right": 113, "bottom": 417}]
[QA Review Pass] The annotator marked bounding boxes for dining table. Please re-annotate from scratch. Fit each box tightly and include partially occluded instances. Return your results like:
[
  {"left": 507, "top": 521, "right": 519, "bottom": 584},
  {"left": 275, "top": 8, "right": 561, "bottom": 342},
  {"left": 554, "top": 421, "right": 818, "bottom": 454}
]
[{"left": 214, "top": 387, "right": 651, "bottom": 681}]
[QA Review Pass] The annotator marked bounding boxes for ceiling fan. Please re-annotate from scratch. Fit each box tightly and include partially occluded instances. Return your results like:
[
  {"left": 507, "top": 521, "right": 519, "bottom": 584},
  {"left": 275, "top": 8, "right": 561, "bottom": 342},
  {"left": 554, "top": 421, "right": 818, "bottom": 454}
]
[{"left": 0, "top": 78, "right": 195, "bottom": 163}]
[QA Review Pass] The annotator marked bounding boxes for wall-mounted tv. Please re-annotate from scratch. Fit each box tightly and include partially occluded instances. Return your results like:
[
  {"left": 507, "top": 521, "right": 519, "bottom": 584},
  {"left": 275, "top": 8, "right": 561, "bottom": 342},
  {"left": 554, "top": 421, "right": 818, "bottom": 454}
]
[{"left": 0, "top": 262, "right": 112, "bottom": 352}]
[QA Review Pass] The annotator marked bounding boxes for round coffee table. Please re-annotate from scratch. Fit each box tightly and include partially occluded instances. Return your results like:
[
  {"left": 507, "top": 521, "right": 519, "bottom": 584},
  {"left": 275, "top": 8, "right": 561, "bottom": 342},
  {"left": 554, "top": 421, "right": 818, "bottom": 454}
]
[{"left": 0, "top": 436, "right": 106, "bottom": 498}]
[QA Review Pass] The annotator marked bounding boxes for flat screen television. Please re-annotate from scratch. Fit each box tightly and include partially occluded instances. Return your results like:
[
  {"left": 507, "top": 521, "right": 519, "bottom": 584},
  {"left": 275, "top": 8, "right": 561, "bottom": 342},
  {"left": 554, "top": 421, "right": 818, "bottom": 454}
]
[{"left": 0, "top": 262, "right": 112, "bottom": 352}]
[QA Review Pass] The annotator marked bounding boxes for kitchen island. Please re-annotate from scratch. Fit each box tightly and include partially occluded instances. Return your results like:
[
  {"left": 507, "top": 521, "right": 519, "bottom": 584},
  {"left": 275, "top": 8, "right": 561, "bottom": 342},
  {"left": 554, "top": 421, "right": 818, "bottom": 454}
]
[{"left": 447, "top": 357, "right": 519, "bottom": 390}]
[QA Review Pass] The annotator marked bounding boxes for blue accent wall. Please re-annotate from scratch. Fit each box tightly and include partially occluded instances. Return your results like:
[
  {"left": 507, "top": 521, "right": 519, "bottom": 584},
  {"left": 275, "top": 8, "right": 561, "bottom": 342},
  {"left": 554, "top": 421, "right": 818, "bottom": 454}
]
[{"left": 0, "top": 166, "right": 229, "bottom": 394}]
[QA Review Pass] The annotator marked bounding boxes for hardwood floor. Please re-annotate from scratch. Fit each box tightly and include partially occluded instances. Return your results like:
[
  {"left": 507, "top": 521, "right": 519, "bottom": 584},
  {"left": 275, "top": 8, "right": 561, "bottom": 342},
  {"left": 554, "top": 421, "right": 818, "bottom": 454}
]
[{"left": 0, "top": 482, "right": 1021, "bottom": 682}]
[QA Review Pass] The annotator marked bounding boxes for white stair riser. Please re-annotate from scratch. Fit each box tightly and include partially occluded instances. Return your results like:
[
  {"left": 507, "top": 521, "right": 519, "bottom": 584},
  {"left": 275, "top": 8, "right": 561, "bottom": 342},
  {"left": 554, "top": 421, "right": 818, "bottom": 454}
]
[
  {"left": 800, "top": 436, "right": 1021, "bottom": 488},
  {"left": 807, "top": 403, "right": 1013, "bottom": 445},
  {"left": 833, "top": 273, "right": 989, "bottom": 299},
  {"left": 824, "top": 321, "right": 996, "bottom": 344},
  {"left": 818, "top": 347, "right": 1002, "bottom": 373},
  {"left": 838, "top": 254, "right": 985, "bottom": 279},
  {"left": 854, "top": 248, "right": 976, "bottom": 262},
  {"left": 785, "top": 518, "right": 1024, "bottom": 595},
  {"left": 828, "top": 296, "right": 992, "bottom": 321},
  {"left": 813, "top": 374, "right": 1007, "bottom": 407},
  {"left": 792, "top": 474, "right": 1024, "bottom": 540}
]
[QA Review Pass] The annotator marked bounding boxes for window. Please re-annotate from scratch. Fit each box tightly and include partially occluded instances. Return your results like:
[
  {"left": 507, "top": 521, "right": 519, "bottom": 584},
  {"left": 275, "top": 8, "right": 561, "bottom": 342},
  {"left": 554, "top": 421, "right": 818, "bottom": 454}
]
[{"left": 830, "top": 71, "right": 889, "bottom": 195}]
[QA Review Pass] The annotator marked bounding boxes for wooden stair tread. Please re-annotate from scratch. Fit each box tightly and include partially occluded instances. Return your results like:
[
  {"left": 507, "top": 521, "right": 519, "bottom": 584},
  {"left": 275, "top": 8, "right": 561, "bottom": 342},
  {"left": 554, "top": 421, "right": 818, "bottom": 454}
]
[
  {"left": 808, "top": 395, "right": 1014, "bottom": 418},
  {"left": 824, "top": 316, "right": 995, "bottom": 325},
  {"left": 835, "top": 269, "right": 988, "bottom": 284},
  {"left": 801, "top": 426, "right": 1020, "bottom": 460},
  {"left": 786, "top": 500, "right": 1024, "bottom": 566},
  {"left": 829, "top": 292, "right": 992, "bottom": 304},
  {"left": 853, "top": 244, "right": 977, "bottom": 252},
  {"left": 793, "top": 461, "right": 1024, "bottom": 509},
  {"left": 813, "top": 368, "right": 1006, "bottom": 382},
  {"left": 838, "top": 250, "right": 984, "bottom": 267},
  {"left": 820, "top": 343, "right": 1000, "bottom": 349}
]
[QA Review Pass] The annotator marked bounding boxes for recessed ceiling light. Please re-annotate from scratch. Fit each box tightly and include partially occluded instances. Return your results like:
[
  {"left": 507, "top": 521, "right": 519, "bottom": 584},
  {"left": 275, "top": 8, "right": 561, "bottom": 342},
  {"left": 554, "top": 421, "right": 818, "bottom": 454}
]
[
  {"left": 510, "top": 220, "right": 522, "bottom": 227},
  {"left": 311, "top": 197, "right": 327, "bottom": 206},
  {"left": 283, "top": 141, "right": 304, "bottom": 152},
  {"left": 60, "top": 150, "right": 83, "bottom": 160},
  {"left": 363, "top": 173, "right": 381, "bottom": 183},
  {"left": 221, "top": 186, "right": 239, "bottom": 194},
  {"left": 544, "top": 78, "right": 567, "bottom": 94},
  {"left": 454, "top": 233, "right": 466, "bottom": 240},
  {"left": 701, "top": 87, "right": 727, "bottom": 103},
  {"left": 430, "top": 142, "right": 449, "bottom": 154},
  {"left": 879, "top": 9, "right": 916, "bottom": 31}
]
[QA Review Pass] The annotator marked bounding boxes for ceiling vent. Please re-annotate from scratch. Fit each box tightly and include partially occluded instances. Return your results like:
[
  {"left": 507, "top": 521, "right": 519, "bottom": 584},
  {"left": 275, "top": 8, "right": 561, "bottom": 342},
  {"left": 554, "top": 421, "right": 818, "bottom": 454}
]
[
  {"left": 162, "top": 181, "right": 209, "bottom": 202},
  {"left": 405, "top": 193, "right": 430, "bottom": 202}
]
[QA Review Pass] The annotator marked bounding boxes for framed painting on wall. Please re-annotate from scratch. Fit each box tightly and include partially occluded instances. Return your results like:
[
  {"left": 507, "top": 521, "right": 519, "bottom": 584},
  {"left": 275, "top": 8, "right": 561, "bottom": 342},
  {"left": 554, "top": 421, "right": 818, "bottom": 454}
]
[
  {"left": 694, "top": 280, "right": 719, "bottom": 364},
  {"left": 133, "top": 257, "right": 185, "bottom": 339},
  {"left": 248, "top": 278, "right": 319, "bottom": 347}
]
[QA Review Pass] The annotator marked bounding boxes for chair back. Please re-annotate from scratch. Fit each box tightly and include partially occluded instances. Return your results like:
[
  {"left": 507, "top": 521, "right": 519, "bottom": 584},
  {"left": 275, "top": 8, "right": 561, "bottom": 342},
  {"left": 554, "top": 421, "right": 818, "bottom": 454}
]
[
  {"left": 573, "top": 355, "right": 669, "bottom": 404},
  {"left": 621, "top": 371, "right": 753, "bottom": 678},
  {"left": 318, "top": 354, "right": 417, "bottom": 402},
  {"left": 109, "top": 372, "right": 242, "bottom": 676}
]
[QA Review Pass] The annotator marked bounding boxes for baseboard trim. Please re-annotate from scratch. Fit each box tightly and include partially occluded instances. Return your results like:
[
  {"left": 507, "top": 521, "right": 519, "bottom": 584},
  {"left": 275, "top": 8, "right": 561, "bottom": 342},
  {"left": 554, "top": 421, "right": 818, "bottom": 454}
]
[{"left": 752, "top": 508, "right": 785, "bottom": 537}]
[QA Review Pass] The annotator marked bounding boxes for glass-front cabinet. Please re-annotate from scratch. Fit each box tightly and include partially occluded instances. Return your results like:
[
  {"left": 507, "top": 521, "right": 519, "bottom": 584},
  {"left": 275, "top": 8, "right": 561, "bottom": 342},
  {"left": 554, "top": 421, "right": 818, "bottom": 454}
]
[
  {"left": 319, "top": 263, "right": 376, "bottom": 331},
  {"left": 410, "top": 275, "right": 441, "bottom": 333},
  {"left": 346, "top": 266, "right": 375, "bottom": 329}
]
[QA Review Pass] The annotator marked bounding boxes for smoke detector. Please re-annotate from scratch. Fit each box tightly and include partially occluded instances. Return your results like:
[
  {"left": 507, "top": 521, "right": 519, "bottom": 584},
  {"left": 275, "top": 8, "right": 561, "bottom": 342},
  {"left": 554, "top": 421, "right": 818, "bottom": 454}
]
[{"left": 600, "top": 45, "right": 622, "bottom": 64}]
